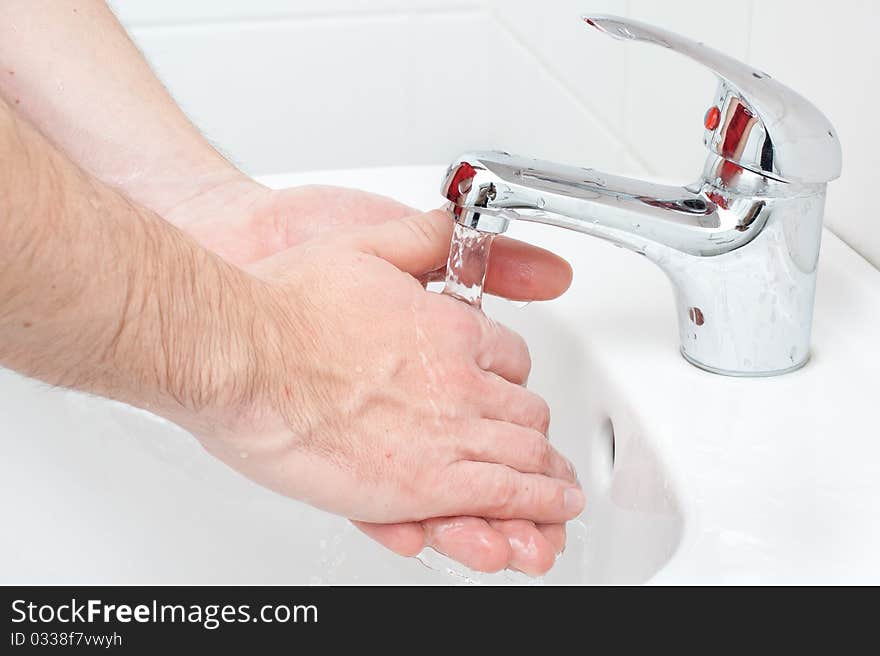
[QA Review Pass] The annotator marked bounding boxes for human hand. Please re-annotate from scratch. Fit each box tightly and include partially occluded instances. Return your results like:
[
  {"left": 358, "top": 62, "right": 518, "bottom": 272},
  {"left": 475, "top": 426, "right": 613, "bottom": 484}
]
[
  {"left": 167, "top": 180, "right": 577, "bottom": 575},
  {"left": 163, "top": 178, "right": 413, "bottom": 266},
  {"left": 178, "top": 211, "right": 583, "bottom": 539}
]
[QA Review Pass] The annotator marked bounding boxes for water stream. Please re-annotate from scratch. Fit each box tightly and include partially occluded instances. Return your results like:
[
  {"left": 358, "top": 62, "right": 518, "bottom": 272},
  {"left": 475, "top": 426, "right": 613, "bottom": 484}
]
[
  {"left": 442, "top": 222, "right": 495, "bottom": 308},
  {"left": 430, "top": 220, "right": 566, "bottom": 583}
]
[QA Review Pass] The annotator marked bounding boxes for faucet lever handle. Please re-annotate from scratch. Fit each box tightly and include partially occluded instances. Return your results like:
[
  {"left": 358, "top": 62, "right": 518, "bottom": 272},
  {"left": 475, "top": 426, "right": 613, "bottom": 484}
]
[{"left": 583, "top": 15, "right": 841, "bottom": 185}]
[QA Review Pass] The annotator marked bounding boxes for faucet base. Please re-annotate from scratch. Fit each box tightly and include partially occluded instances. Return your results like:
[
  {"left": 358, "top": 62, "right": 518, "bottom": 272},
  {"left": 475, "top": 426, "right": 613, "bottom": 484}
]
[{"left": 680, "top": 348, "right": 810, "bottom": 378}]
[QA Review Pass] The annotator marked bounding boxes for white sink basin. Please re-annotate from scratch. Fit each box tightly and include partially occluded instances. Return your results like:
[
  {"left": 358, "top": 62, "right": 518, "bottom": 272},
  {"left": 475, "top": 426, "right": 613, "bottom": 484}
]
[{"left": 2, "top": 165, "right": 879, "bottom": 584}]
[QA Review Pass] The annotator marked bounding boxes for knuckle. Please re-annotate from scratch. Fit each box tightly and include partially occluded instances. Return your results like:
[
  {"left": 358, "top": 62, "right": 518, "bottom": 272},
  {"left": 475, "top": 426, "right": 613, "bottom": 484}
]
[
  {"left": 542, "top": 480, "right": 566, "bottom": 510},
  {"left": 520, "top": 345, "right": 533, "bottom": 378},
  {"left": 525, "top": 396, "right": 551, "bottom": 434},
  {"left": 487, "top": 469, "right": 519, "bottom": 516},
  {"left": 501, "top": 327, "right": 531, "bottom": 378},
  {"left": 402, "top": 214, "right": 440, "bottom": 246},
  {"left": 470, "top": 310, "right": 491, "bottom": 341},
  {"left": 439, "top": 302, "right": 484, "bottom": 343},
  {"left": 445, "top": 362, "right": 485, "bottom": 402},
  {"left": 511, "top": 329, "right": 531, "bottom": 364},
  {"left": 529, "top": 434, "right": 552, "bottom": 472}
]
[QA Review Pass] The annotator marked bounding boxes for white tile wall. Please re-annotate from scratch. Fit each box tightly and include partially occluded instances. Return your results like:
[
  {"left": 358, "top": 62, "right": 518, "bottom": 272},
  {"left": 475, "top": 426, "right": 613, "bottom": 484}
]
[
  {"left": 748, "top": 1, "right": 880, "bottom": 274},
  {"left": 110, "top": 0, "right": 880, "bottom": 269},
  {"left": 621, "top": 1, "right": 752, "bottom": 181},
  {"left": 125, "top": 10, "right": 496, "bottom": 174}
]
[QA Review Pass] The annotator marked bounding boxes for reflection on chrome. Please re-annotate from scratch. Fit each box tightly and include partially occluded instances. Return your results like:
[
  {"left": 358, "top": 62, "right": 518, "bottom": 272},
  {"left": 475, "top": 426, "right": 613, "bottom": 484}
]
[{"left": 442, "top": 15, "right": 841, "bottom": 377}]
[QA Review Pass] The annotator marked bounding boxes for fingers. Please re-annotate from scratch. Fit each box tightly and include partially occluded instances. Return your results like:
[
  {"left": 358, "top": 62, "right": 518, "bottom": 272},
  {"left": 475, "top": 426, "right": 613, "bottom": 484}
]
[
  {"left": 431, "top": 293, "right": 531, "bottom": 384},
  {"left": 488, "top": 519, "right": 558, "bottom": 576},
  {"left": 352, "top": 516, "right": 520, "bottom": 575},
  {"left": 350, "top": 520, "right": 425, "bottom": 558},
  {"left": 350, "top": 517, "right": 513, "bottom": 574},
  {"left": 344, "top": 209, "right": 571, "bottom": 303},
  {"left": 473, "top": 317, "right": 531, "bottom": 385},
  {"left": 479, "top": 373, "right": 551, "bottom": 433},
  {"left": 322, "top": 204, "right": 570, "bottom": 303},
  {"left": 536, "top": 523, "right": 567, "bottom": 556},
  {"left": 438, "top": 461, "right": 585, "bottom": 523},
  {"left": 350, "top": 210, "right": 453, "bottom": 275},
  {"left": 353, "top": 516, "right": 567, "bottom": 576},
  {"left": 484, "top": 237, "right": 573, "bottom": 301},
  {"left": 460, "top": 419, "right": 577, "bottom": 483},
  {"left": 423, "top": 518, "right": 561, "bottom": 576},
  {"left": 422, "top": 517, "right": 512, "bottom": 573}
]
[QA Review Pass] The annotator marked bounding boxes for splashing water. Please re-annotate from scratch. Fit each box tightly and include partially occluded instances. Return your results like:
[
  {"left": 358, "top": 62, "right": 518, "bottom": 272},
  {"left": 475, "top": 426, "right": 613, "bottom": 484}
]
[{"left": 442, "top": 222, "right": 495, "bottom": 308}]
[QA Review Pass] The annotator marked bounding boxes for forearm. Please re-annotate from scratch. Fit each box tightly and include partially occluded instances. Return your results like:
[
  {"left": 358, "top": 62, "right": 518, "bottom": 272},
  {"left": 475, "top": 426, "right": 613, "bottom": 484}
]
[
  {"left": 0, "top": 96, "right": 259, "bottom": 421},
  {"left": 0, "top": 0, "right": 249, "bottom": 217}
]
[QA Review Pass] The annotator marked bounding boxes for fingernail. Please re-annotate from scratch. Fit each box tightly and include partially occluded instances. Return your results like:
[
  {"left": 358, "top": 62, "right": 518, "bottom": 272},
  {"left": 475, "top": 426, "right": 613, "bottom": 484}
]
[{"left": 564, "top": 488, "right": 585, "bottom": 515}]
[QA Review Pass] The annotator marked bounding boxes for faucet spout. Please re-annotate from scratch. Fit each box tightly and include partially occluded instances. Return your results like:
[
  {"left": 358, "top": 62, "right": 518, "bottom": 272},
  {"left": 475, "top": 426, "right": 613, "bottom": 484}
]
[
  {"left": 442, "top": 150, "right": 827, "bottom": 377},
  {"left": 442, "top": 151, "right": 770, "bottom": 262}
]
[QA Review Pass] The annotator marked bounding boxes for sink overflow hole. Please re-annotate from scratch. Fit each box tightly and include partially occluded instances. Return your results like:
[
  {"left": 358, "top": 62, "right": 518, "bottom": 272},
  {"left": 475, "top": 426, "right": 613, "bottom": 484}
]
[{"left": 591, "top": 418, "right": 616, "bottom": 492}]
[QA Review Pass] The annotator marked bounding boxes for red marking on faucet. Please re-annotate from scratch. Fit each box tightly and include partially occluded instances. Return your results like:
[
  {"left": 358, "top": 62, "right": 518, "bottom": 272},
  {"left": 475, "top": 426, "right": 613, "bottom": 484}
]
[
  {"left": 704, "top": 106, "right": 721, "bottom": 131},
  {"left": 722, "top": 103, "right": 755, "bottom": 158},
  {"left": 706, "top": 191, "right": 728, "bottom": 211},
  {"left": 688, "top": 307, "right": 705, "bottom": 326},
  {"left": 445, "top": 162, "right": 477, "bottom": 203}
]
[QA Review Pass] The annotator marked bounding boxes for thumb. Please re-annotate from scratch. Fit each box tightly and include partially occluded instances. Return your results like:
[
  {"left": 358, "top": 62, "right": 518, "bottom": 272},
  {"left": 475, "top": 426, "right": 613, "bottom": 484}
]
[{"left": 350, "top": 209, "right": 453, "bottom": 276}]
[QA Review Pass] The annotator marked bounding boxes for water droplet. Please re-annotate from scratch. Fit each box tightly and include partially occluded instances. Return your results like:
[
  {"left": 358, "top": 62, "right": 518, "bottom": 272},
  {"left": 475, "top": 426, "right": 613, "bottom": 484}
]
[
  {"left": 537, "top": 197, "right": 546, "bottom": 209},
  {"left": 239, "top": 451, "right": 249, "bottom": 459}
]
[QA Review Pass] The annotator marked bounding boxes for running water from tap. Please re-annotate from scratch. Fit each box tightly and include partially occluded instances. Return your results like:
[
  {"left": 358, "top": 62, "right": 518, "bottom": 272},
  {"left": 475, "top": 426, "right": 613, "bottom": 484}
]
[{"left": 442, "top": 222, "right": 495, "bottom": 308}]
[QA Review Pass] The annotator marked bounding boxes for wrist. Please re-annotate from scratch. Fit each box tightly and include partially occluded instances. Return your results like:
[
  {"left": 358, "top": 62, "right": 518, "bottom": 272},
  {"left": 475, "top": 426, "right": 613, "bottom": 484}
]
[
  {"left": 162, "top": 170, "right": 264, "bottom": 226},
  {"left": 119, "top": 231, "right": 271, "bottom": 430},
  {"left": 0, "top": 95, "right": 271, "bottom": 435},
  {"left": 162, "top": 173, "right": 278, "bottom": 266}
]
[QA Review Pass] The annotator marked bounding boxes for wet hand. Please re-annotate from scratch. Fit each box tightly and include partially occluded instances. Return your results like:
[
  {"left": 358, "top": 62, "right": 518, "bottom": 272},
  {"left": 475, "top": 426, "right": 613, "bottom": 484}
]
[
  {"left": 352, "top": 226, "right": 578, "bottom": 575},
  {"left": 189, "top": 211, "right": 583, "bottom": 532},
  {"left": 168, "top": 181, "right": 579, "bottom": 575}
]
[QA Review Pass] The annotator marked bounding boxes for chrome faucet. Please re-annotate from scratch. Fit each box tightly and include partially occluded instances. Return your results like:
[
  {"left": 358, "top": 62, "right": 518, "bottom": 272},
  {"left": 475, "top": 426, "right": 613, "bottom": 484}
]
[{"left": 442, "top": 15, "right": 842, "bottom": 377}]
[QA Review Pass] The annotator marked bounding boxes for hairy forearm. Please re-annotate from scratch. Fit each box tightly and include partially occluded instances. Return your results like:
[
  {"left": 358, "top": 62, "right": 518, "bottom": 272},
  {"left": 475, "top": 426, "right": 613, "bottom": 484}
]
[
  {"left": 0, "top": 97, "right": 260, "bottom": 420},
  {"left": 0, "top": 0, "right": 246, "bottom": 216}
]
